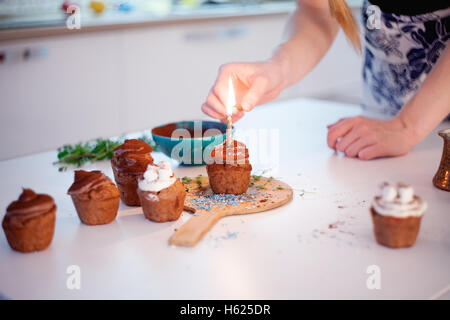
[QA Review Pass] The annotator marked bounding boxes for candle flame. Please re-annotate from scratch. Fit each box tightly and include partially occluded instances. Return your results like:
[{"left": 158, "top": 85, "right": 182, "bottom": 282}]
[{"left": 226, "top": 77, "right": 236, "bottom": 117}]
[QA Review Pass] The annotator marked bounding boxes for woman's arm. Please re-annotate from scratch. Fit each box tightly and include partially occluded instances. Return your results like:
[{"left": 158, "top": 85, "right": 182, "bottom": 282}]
[
  {"left": 202, "top": 0, "right": 339, "bottom": 121},
  {"left": 327, "top": 46, "right": 450, "bottom": 160},
  {"left": 397, "top": 46, "right": 450, "bottom": 144},
  {"left": 272, "top": 0, "right": 340, "bottom": 88}
]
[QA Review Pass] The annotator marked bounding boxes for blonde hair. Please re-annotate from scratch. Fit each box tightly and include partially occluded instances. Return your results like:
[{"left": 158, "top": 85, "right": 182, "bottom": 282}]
[{"left": 328, "top": 0, "right": 361, "bottom": 52}]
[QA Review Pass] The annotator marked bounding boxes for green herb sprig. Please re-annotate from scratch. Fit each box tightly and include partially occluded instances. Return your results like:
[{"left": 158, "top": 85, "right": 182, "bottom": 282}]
[
  {"left": 196, "top": 175, "right": 203, "bottom": 187},
  {"left": 256, "top": 183, "right": 267, "bottom": 190},
  {"left": 182, "top": 177, "right": 192, "bottom": 184},
  {"left": 54, "top": 135, "right": 157, "bottom": 171}
]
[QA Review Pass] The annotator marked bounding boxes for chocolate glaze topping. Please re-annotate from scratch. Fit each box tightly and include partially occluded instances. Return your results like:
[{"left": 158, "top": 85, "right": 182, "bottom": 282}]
[
  {"left": 67, "top": 170, "right": 113, "bottom": 195},
  {"left": 210, "top": 140, "right": 249, "bottom": 164},
  {"left": 111, "top": 139, "right": 154, "bottom": 174},
  {"left": 6, "top": 188, "right": 55, "bottom": 219}
]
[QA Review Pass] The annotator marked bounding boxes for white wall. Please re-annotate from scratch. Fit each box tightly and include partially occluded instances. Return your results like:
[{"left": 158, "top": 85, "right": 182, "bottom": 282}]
[{"left": 0, "top": 11, "right": 362, "bottom": 160}]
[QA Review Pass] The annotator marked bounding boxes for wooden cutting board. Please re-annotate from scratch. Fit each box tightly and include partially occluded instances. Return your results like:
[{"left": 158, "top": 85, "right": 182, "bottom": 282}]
[{"left": 169, "top": 175, "right": 293, "bottom": 247}]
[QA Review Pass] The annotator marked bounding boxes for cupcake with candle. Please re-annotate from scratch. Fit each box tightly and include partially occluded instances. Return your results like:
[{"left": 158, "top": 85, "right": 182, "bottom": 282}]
[
  {"left": 2, "top": 188, "right": 56, "bottom": 253},
  {"left": 111, "top": 139, "right": 154, "bottom": 206},
  {"left": 206, "top": 140, "right": 252, "bottom": 195},
  {"left": 137, "top": 161, "right": 186, "bottom": 222},
  {"left": 371, "top": 182, "right": 427, "bottom": 248},
  {"left": 67, "top": 170, "right": 120, "bottom": 225}
]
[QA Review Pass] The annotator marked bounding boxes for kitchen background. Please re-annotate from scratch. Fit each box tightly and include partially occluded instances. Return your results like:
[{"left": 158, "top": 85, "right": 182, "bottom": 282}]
[{"left": 0, "top": 0, "right": 362, "bottom": 160}]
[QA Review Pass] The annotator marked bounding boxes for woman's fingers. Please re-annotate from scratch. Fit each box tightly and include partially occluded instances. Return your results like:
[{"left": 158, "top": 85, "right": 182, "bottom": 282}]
[
  {"left": 335, "top": 126, "right": 362, "bottom": 153},
  {"left": 202, "top": 102, "right": 245, "bottom": 123},
  {"left": 213, "top": 63, "right": 243, "bottom": 107},
  {"left": 204, "top": 92, "right": 227, "bottom": 117},
  {"left": 327, "top": 118, "right": 357, "bottom": 149},
  {"left": 326, "top": 116, "right": 416, "bottom": 160},
  {"left": 201, "top": 103, "right": 224, "bottom": 120},
  {"left": 204, "top": 63, "right": 240, "bottom": 117},
  {"left": 241, "top": 76, "right": 269, "bottom": 112},
  {"left": 344, "top": 136, "right": 376, "bottom": 158},
  {"left": 326, "top": 117, "right": 348, "bottom": 129},
  {"left": 203, "top": 62, "right": 283, "bottom": 121},
  {"left": 358, "top": 144, "right": 383, "bottom": 160},
  {"left": 202, "top": 91, "right": 247, "bottom": 123},
  {"left": 204, "top": 63, "right": 255, "bottom": 120},
  {"left": 232, "top": 111, "right": 245, "bottom": 122}
]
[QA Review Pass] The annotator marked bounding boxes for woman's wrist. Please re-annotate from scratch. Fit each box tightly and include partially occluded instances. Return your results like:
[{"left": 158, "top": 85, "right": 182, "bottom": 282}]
[
  {"left": 391, "top": 113, "right": 423, "bottom": 146},
  {"left": 393, "top": 47, "right": 450, "bottom": 146},
  {"left": 268, "top": 48, "right": 292, "bottom": 90}
]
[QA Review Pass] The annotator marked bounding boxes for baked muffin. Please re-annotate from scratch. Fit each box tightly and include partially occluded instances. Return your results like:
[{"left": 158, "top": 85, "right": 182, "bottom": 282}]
[
  {"left": 111, "top": 139, "right": 153, "bottom": 206},
  {"left": 206, "top": 140, "right": 252, "bottom": 194},
  {"left": 137, "top": 161, "right": 186, "bottom": 222},
  {"left": 371, "top": 182, "right": 427, "bottom": 248},
  {"left": 2, "top": 188, "right": 56, "bottom": 253},
  {"left": 68, "top": 170, "right": 120, "bottom": 225}
]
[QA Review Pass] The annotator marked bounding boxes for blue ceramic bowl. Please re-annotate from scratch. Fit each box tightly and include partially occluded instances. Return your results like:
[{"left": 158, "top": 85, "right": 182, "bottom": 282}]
[{"left": 151, "top": 120, "right": 231, "bottom": 166}]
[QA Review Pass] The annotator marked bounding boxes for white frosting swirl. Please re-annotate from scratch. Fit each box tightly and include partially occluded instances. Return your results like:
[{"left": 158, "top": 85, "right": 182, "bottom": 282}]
[
  {"left": 138, "top": 161, "right": 176, "bottom": 193},
  {"left": 372, "top": 183, "right": 427, "bottom": 218}
]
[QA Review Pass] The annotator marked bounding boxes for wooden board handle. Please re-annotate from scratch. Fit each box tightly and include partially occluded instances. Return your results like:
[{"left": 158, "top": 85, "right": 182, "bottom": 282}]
[{"left": 169, "top": 212, "right": 224, "bottom": 247}]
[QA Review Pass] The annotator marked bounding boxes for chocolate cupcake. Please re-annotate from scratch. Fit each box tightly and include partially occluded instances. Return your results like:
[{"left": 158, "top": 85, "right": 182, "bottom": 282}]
[
  {"left": 206, "top": 140, "right": 252, "bottom": 194},
  {"left": 68, "top": 170, "right": 120, "bottom": 225},
  {"left": 371, "top": 183, "right": 427, "bottom": 248},
  {"left": 111, "top": 139, "right": 154, "bottom": 206},
  {"left": 2, "top": 188, "right": 56, "bottom": 253},
  {"left": 137, "top": 161, "right": 186, "bottom": 222}
]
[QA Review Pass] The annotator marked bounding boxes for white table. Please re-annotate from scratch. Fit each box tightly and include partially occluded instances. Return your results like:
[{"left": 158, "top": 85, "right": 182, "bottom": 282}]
[{"left": 0, "top": 98, "right": 449, "bottom": 299}]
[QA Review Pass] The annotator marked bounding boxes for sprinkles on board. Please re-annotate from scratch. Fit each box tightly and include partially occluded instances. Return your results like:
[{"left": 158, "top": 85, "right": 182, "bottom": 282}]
[
  {"left": 184, "top": 173, "right": 279, "bottom": 212},
  {"left": 189, "top": 192, "right": 259, "bottom": 211}
]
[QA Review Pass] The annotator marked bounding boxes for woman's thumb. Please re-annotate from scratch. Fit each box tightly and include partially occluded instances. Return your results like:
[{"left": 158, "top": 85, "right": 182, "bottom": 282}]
[{"left": 241, "top": 77, "right": 268, "bottom": 112}]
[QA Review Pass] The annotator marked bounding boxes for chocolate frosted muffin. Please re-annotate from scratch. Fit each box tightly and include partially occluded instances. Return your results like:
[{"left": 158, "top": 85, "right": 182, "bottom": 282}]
[
  {"left": 2, "top": 189, "right": 56, "bottom": 253},
  {"left": 206, "top": 140, "right": 252, "bottom": 194},
  {"left": 137, "top": 161, "right": 186, "bottom": 222},
  {"left": 111, "top": 139, "right": 154, "bottom": 206},
  {"left": 371, "top": 183, "right": 427, "bottom": 248},
  {"left": 68, "top": 170, "right": 120, "bottom": 225}
]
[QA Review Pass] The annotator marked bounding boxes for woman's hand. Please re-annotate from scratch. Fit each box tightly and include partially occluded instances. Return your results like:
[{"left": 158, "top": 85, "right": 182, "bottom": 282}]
[
  {"left": 327, "top": 116, "right": 419, "bottom": 160},
  {"left": 201, "top": 61, "right": 285, "bottom": 122}
]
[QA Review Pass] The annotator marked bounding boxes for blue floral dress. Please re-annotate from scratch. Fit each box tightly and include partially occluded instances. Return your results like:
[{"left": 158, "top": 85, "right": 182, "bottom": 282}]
[{"left": 362, "top": 0, "right": 450, "bottom": 117}]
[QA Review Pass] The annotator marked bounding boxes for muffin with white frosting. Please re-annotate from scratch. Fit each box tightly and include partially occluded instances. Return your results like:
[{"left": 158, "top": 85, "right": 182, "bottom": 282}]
[
  {"left": 137, "top": 161, "right": 186, "bottom": 222},
  {"left": 371, "top": 182, "right": 427, "bottom": 248}
]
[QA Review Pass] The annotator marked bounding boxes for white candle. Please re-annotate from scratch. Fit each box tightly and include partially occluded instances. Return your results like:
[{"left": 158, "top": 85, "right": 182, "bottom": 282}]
[
  {"left": 226, "top": 116, "right": 232, "bottom": 148},
  {"left": 226, "top": 77, "right": 236, "bottom": 148}
]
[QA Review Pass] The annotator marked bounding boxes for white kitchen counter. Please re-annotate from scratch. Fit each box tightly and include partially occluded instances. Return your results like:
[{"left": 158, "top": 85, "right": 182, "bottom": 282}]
[{"left": 0, "top": 98, "right": 449, "bottom": 299}]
